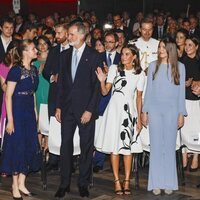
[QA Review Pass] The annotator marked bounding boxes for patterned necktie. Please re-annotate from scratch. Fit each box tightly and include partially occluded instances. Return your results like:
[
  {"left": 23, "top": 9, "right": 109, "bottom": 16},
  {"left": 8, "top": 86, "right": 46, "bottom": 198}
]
[
  {"left": 71, "top": 49, "right": 78, "bottom": 81},
  {"left": 107, "top": 53, "right": 112, "bottom": 67}
]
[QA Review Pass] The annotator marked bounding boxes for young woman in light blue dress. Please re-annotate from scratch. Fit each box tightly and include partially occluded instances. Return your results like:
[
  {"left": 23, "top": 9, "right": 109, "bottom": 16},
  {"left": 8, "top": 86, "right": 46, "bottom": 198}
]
[{"left": 142, "top": 39, "right": 187, "bottom": 195}]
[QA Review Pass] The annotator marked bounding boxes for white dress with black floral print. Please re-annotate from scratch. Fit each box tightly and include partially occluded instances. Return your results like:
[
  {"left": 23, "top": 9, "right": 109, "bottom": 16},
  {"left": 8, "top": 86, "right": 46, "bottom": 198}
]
[{"left": 95, "top": 65, "right": 145, "bottom": 155}]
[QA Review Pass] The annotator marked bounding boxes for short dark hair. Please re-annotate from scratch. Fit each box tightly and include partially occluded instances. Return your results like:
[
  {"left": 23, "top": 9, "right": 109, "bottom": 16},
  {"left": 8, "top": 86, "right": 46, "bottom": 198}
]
[
  {"left": 44, "top": 27, "right": 56, "bottom": 37},
  {"left": 182, "top": 18, "right": 190, "bottom": 24},
  {"left": 140, "top": 18, "right": 153, "bottom": 27},
  {"left": 114, "top": 29, "right": 125, "bottom": 37},
  {"left": 0, "top": 16, "right": 14, "bottom": 27},
  {"left": 55, "top": 23, "right": 69, "bottom": 31},
  {"left": 176, "top": 28, "right": 189, "bottom": 39},
  {"left": 22, "top": 22, "right": 37, "bottom": 33},
  {"left": 113, "top": 13, "right": 122, "bottom": 18},
  {"left": 36, "top": 35, "right": 52, "bottom": 49},
  {"left": 104, "top": 31, "right": 119, "bottom": 42}
]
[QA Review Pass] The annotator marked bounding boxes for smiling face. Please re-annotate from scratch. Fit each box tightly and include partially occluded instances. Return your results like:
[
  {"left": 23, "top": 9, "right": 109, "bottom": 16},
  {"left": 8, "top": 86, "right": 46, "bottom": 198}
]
[
  {"left": 38, "top": 38, "right": 48, "bottom": 53},
  {"left": 113, "top": 15, "right": 123, "bottom": 28},
  {"left": 185, "top": 39, "right": 198, "bottom": 58},
  {"left": 95, "top": 40, "right": 105, "bottom": 53},
  {"left": 121, "top": 47, "right": 136, "bottom": 67},
  {"left": 116, "top": 32, "right": 125, "bottom": 47},
  {"left": 183, "top": 21, "right": 190, "bottom": 31},
  {"left": 140, "top": 22, "right": 153, "bottom": 41}
]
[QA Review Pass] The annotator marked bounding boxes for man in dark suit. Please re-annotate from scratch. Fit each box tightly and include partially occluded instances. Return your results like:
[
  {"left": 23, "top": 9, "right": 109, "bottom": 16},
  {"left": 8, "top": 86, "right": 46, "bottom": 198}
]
[
  {"left": 43, "top": 23, "right": 69, "bottom": 170},
  {"left": 152, "top": 14, "right": 167, "bottom": 40},
  {"left": 14, "top": 14, "right": 24, "bottom": 34},
  {"left": 189, "top": 16, "right": 200, "bottom": 37},
  {"left": 55, "top": 22, "right": 100, "bottom": 198},
  {"left": 113, "top": 13, "right": 132, "bottom": 40},
  {"left": 0, "top": 16, "right": 14, "bottom": 63},
  {"left": 122, "top": 11, "right": 134, "bottom": 32}
]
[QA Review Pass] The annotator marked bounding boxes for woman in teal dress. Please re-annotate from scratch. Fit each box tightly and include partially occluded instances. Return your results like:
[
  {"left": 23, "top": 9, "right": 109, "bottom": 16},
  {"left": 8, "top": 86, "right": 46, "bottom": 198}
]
[
  {"left": 34, "top": 35, "right": 51, "bottom": 113},
  {"left": 34, "top": 36, "right": 51, "bottom": 149}
]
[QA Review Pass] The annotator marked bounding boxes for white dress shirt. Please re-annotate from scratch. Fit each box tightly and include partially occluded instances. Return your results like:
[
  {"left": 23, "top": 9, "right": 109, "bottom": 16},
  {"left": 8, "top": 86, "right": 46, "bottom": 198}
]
[{"left": 0, "top": 35, "right": 12, "bottom": 52}]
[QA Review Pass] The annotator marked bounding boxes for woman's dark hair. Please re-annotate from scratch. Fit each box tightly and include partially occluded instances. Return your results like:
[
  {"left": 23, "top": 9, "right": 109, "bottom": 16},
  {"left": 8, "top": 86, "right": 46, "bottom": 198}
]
[
  {"left": 186, "top": 35, "right": 200, "bottom": 59},
  {"left": 44, "top": 27, "right": 56, "bottom": 37},
  {"left": 95, "top": 37, "right": 105, "bottom": 46},
  {"left": 36, "top": 35, "right": 51, "bottom": 49},
  {"left": 176, "top": 28, "right": 189, "bottom": 47},
  {"left": 175, "top": 28, "right": 189, "bottom": 58},
  {"left": 153, "top": 39, "right": 180, "bottom": 85},
  {"left": 3, "top": 47, "right": 20, "bottom": 67},
  {"left": 118, "top": 44, "right": 142, "bottom": 75},
  {"left": 3, "top": 40, "right": 21, "bottom": 66},
  {"left": 176, "top": 28, "right": 189, "bottom": 37}
]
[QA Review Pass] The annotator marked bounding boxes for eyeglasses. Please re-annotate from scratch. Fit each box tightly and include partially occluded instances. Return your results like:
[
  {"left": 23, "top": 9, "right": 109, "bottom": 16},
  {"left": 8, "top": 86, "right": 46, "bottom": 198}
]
[{"left": 104, "top": 41, "right": 115, "bottom": 44}]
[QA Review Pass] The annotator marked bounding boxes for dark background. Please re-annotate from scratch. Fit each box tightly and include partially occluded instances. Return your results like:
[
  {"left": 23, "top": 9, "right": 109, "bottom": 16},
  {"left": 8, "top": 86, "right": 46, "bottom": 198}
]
[
  {"left": 0, "top": 0, "right": 200, "bottom": 18},
  {"left": 80, "top": 0, "right": 200, "bottom": 19}
]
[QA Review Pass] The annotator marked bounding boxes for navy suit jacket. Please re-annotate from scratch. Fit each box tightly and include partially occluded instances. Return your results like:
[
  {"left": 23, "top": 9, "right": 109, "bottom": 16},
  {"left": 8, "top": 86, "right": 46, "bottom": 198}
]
[
  {"left": 43, "top": 44, "right": 61, "bottom": 81},
  {"left": 152, "top": 24, "right": 167, "bottom": 40},
  {"left": 56, "top": 45, "right": 101, "bottom": 119},
  {"left": 99, "top": 51, "right": 121, "bottom": 68},
  {"left": 43, "top": 44, "right": 62, "bottom": 116}
]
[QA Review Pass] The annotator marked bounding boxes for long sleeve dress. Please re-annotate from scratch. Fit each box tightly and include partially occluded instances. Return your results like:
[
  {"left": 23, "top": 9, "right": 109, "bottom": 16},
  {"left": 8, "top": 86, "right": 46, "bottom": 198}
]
[
  {"left": 143, "top": 61, "right": 187, "bottom": 191},
  {"left": 0, "top": 65, "right": 41, "bottom": 175}
]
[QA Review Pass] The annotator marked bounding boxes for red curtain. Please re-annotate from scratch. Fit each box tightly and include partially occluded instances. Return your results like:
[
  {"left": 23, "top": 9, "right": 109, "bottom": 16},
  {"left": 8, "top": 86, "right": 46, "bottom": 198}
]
[
  {"left": 0, "top": 0, "right": 13, "bottom": 17},
  {"left": 0, "top": 0, "right": 77, "bottom": 18},
  {"left": 28, "top": 0, "right": 77, "bottom": 18}
]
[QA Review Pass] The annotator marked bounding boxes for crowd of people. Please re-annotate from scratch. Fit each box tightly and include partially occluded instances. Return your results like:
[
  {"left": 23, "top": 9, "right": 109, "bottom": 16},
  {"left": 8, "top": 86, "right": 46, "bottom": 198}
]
[{"left": 0, "top": 8, "right": 200, "bottom": 199}]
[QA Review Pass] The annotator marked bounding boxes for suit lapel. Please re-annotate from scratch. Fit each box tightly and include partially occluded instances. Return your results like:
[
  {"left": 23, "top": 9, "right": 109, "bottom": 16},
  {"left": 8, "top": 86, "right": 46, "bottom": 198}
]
[{"left": 0, "top": 38, "right": 6, "bottom": 54}]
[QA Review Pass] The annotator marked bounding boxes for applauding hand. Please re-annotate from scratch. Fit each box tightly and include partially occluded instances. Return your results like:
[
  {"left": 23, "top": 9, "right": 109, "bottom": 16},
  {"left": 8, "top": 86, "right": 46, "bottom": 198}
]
[
  {"left": 185, "top": 78, "right": 193, "bottom": 87},
  {"left": 95, "top": 67, "right": 107, "bottom": 82}
]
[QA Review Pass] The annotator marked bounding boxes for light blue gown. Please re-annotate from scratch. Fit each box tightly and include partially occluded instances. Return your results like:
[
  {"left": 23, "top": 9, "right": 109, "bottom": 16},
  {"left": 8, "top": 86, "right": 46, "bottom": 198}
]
[{"left": 143, "top": 61, "right": 187, "bottom": 191}]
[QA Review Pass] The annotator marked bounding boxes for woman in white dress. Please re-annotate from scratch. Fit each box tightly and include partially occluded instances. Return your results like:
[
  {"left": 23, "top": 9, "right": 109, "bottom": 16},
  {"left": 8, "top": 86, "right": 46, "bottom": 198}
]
[{"left": 95, "top": 44, "right": 145, "bottom": 195}]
